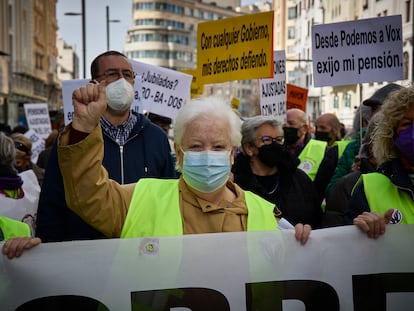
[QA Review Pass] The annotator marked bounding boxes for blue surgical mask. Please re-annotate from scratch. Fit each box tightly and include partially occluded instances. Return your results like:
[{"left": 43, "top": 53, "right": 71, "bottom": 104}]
[{"left": 181, "top": 149, "right": 231, "bottom": 193}]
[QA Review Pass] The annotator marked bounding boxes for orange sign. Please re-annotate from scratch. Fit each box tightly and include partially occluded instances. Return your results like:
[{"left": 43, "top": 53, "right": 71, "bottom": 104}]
[{"left": 286, "top": 84, "right": 308, "bottom": 112}]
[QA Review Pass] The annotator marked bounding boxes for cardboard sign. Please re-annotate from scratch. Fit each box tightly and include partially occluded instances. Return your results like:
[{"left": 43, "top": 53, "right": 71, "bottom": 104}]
[
  {"left": 197, "top": 11, "right": 274, "bottom": 84},
  {"left": 61, "top": 77, "right": 143, "bottom": 126},
  {"left": 259, "top": 50, "right": 286, "bottom": 120},
  {"left": 23, "top": 129, "right": 44, "bottom": 164},
  {"left": 181, "top": 69, "right": 204, "bottom": 98},
  {"left": 23, "top": 103, "right": 51, "bottom": 139},
  {"left": 312, "top": 15, "right": 404, "bottom": 86},
  {"left": 286, "top": 83, "right": 308, "bottom": 112},
  {"left": 131, "top": 60, "right": 192, "bottom": 120}
]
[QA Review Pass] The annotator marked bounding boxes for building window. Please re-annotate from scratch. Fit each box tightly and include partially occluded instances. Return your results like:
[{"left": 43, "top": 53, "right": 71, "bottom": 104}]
[
  {"left": 198, "top": 10, "right": 204, "bottom": 19},
  {"left": 333, "top": 95, "right": 339, "bottom": 109},
  {"left": 404, "top": 51, "right": 409, "bottom": 80},
  {"left": 406, "top": 1, "right": 411, "bottom": 22},
  {"left": 288, "top": 7, "right": 297, "bottom": 19},
  {"left": 288, "top": 27, "right": 295, "bottom": 39},
  {"left": 344, "top": 93, "right": 351, "bottom": 107}
]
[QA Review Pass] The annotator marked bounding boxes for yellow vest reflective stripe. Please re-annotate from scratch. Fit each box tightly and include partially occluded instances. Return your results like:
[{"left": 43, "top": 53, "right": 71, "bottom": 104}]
[
  {"left": 333, "top": 140, "right": 350, "bottom": 158},
  {"left": 298, "top": 139, "right": 327, "bottom": 181},
  {"left": 0, "top": 216, "right": 31, "bottom": 241},
  {"left": 298, "top": 139, "right": 350, "bottom": 181},
  {"left": 121, "top": 179, "right": 278, "bottom": 238},
  {"left": 362, "top": 173, "right": 414, "bottom": 224}
]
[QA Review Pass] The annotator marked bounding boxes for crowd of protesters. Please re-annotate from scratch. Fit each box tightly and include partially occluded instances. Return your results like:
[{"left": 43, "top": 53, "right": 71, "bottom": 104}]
[{"left": 1, "top": 50, "right": 412, "bottom": 260}]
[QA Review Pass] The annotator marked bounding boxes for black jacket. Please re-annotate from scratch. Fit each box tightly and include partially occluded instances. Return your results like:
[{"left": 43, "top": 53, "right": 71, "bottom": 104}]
[
  {"left": 36, "top": 112, "right": 176, "bottom": 242},
  {"left": 232, "top": 153, "right": 322, "bottom": 228}
]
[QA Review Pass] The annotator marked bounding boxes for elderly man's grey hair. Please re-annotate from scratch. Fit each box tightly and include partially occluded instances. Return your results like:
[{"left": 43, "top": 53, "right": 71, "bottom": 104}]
[{"left": 240, "top": 115, "right": 284, "bottom": 155}]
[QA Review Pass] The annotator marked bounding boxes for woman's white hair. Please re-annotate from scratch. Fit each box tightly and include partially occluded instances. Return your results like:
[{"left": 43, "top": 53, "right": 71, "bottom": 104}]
[{"left": 173, "top": 96, "right": 242, "bottom": 147}]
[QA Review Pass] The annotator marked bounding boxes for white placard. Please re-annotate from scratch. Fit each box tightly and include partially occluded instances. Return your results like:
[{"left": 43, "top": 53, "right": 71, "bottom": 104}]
[
  {"left": 23, "top": 129, "right": 43, "bottom": 164},
  {"left": 23, "top": 103, "right": 51, "bottom": 139},
  {"left": 130, "top": 60, "right": 193, "bottom": 121},
  {"left": 259, "top": 50, "right": 286, "bottom": 121},
  {"left": 312, "top": 15, "right": 404, "bottom": 87},
  {"left": 1, "top": 225, "right": 414, "bottom": 310},
  {"left": 61, "top": 77, "right": 143, "bottom": 126}
]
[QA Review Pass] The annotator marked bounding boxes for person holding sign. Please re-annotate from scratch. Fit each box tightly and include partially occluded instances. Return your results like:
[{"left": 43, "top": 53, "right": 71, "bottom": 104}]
[
  {"left": 36, "top": 51, "right": 176, "bottom": 242},
  {"left": 346, "top": 85, "right": 414, "bottom": 238},
  {"left": 36, "top": 90, "right": 310, "bottom": 246},
  {"left": 232, "top": 116, "right": 321, "bottom": 228}
]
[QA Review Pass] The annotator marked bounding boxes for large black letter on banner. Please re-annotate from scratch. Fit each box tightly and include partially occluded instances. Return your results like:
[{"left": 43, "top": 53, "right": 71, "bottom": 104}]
[
  {"left": 131, "top": 288, "right": 230, "bottom": 311},
  {"left": 15, "top": 295, "right": 109, "bottom": 311},
  {"left": 245, "top": 280, "right": 339, "bottom": 311},
  {"left": 353, "top": 273, "right": 414, "bottom": 311}
]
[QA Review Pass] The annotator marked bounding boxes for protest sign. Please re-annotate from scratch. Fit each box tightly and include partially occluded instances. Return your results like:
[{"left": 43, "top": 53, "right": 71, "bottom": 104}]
[
  {"left": 2, "top": 226, "right": 414, "bottom": 310},
  {"left": 181, "top": 69, "right": 204, "bottom": 98},
  {"left": 197, "top": 11, "right": 274, "bottom": 84},
  {"left": 131, "top": 60, "right": 192, "bottom": 120},
  {"left": 61, "top": 78, "right": 143, "bottom": 126},
  {"left": 259, "top": 50, "right": 286, "bottom": 120},
  {"left": 312, "top": 15, "right": 404, "bottom": 87},
  {"left": 23, "top": 103, "right": 51, "bottom": 139},
  {"left": 23, "top": 129, "right": 43, "bottom": 164},
  {"left": 286, "top": 84, "right": 308, "bottom": 112}
]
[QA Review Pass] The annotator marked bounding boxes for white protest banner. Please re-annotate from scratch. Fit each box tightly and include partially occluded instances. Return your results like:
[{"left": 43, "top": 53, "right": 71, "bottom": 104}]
[
  {"left": 130, "top": 60, "right": 192, "bottom": 120},
  {"left": 259, "top": 50, "right": 286, "bottom": 120},
  {"left": 23, "top": 103, "right": 51, "bottom": 139},
  {"left": 1, "top": 226, "right": 414, "bottom": 310},
  {"left": 312, "top": 15, "right": 404, "bottom": 87},
  {"left": 23, "top": 129, "right": 43, "bottom": 164},
  {"left": 61, "top": 77, "right": 143, "bottom": 125}
]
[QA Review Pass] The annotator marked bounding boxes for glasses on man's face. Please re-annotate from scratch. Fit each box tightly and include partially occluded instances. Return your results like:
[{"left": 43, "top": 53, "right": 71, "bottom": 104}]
[
  {"left": 96, "top": 69, "right": 136, "bottom": 82},
  {"left": 258, "top": 135, "right": 284, "bottom": 145}
]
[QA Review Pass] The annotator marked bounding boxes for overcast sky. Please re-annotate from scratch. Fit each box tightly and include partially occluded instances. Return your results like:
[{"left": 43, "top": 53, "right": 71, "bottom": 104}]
[
  {"left": 57, "top": 0, "right": 132, "bottom": 78},
  {"left": 57, "top": 0, "right": 257, "bottom": 78}
]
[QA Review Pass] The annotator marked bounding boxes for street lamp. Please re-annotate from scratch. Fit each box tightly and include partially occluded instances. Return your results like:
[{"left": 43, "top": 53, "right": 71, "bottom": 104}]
[
  {"left": 106, "top": 6, "right": 120, "bottom": 51},
  {"left": 64, "top": 0, "right": 86, "bottom": 78}
]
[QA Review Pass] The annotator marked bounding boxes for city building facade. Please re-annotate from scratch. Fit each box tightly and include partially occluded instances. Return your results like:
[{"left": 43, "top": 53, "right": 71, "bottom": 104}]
[
  {"left": 0, "top": 0, "right": 60, "bottom": 128},
  {"left": 286, "top": 0, "right": 412, "bottom": 127}
]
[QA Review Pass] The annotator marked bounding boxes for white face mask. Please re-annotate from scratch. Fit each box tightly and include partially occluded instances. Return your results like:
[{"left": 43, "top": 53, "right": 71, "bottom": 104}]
[{"left": 106, "top": 78, "right": 134, "bottom": 111}]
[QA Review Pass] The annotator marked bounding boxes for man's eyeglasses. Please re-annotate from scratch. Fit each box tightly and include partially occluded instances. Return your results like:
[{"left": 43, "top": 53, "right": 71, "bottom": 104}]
[
  {"left": 96, "top": 69, "right": 136, "bottom": 82},
  {"left": 258, "top": 136, "right": 284, "bottom": 145},
  {"left": 14, "top": 141, "right": 30, "bottom": 154}
]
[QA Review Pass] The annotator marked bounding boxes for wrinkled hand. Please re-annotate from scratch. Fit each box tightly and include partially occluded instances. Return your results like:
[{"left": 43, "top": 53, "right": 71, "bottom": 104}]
[
  {"left": 353, "top": 209, "right": 394, "bottom": 238},
  {"left": 72, "top": 81, "right": 107, "bottom": 133},
  {"left": 294, "top": 223, "right": 311, "bottom": 245},
  {"left": 2, "top": 237, "right": 42, "bottom": 259}
]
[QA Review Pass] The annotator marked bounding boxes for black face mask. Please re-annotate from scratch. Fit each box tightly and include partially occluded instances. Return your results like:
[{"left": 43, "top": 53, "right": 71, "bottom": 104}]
[
  {"left": 283, "top": 127, "right": 300, "bottom": 145},
  {"left": 314, "top": 131, "right": 331, "bottom": 142},
  {"left": 258, "top": 143, "right": 299, "bottom": 173}
]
